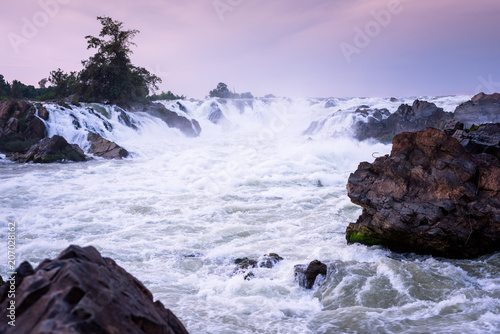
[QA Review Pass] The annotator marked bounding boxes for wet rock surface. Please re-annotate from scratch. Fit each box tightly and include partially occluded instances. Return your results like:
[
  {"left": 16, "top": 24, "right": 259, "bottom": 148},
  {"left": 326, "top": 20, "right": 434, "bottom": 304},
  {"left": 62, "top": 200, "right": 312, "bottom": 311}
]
[
  {"left": 346, "top": 127, "right": 500, "bottom": 258},
  {"left": 131, "top": 102, "right": 201, "bottom": 137},
  {"left": 87, "top": 132, "right": 129, "bottom": 159},
  {"left": 454, "top": 92, "right": 500, "bottom": 127},
  {"left": 294, "top": 260, "right": 328, "bottom": 289},
  {"left": 11, "top": 135, "right": 87, "bottom": 163},
  {"left": 0, "top": 245, "right": 189, "bottom": 334}
]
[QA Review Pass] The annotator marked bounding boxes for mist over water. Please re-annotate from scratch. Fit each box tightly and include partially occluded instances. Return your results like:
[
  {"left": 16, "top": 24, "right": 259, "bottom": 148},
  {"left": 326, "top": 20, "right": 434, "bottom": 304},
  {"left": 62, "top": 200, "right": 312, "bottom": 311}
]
[{"left": 1, "top": 95, "right": 499, "bottom": 333}]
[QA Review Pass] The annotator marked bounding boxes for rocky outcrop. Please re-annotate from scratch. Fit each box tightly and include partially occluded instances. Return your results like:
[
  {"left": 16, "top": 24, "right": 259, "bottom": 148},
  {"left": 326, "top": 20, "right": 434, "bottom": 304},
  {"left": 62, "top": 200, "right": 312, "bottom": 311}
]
[
  {"left": 11, "top": 135, "right": 87, "bottom": 163},
  {"left": 355, "top": 100, "right": 453, "bottom": 142},
  {"left": 346, "top": 127, "right": 500, "bottom": 258},
  {"left": 0, "top": 99, "right": 48, "bottom": 154},
  {"left": 87, "top": 132, "right": 129, "bottom": 159},
  {"left": 294, "top": 260, "right": 328, "bottom": 289},
  {"left": 0, "top": 245, "right": 189, "bottom": 334},
  {"left": 131, "top": 102, "right": 201, "bottom": 137},
  {"left": 454, "top": 92, "right": 500, "bottom": 127},
  {"left": 452, "top": 123, "right": 500, "bottom": 161}
]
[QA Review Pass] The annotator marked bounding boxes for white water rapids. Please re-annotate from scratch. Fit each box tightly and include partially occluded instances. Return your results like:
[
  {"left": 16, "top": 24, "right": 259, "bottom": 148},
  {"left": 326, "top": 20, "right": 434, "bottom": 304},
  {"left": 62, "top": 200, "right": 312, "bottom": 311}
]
[{"left": 1, "top": 95, "right": 499, "bottom": 333}]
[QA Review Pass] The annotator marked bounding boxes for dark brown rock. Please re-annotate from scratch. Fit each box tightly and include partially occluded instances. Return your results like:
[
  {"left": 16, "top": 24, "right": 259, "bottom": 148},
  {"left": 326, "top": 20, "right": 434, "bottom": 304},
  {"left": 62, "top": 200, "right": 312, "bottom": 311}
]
[
  {"left": 346, "top": 127, "right": 500, "bottom": 258},
  {"left": 454, "top": 92, "right": 500, "bottom": 127},
  {"left": 294, "top": 260, "right": 328, "bottom": 289},
  {"left": 87, "top": 132, "right": 129, "bottom": 159},
  {"left": 130, "top": 103, "right": 201, "bottom": 137},
  {"left": 12, "top": 135, "right": 87, "bottom": 163},
  {"left": 0, "top": 245, "right": 189, "bottom": 334},
  {"left": 37, "top": 104, "right": 50, "bottom": 120}
]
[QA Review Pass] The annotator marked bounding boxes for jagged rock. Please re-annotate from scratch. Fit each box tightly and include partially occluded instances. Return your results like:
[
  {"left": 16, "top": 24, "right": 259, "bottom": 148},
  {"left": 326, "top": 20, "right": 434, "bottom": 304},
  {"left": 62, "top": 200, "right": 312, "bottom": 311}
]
[
  {"left": 452, "top": 123, "right": 500, "bottom": 161},
  {"left": 131, "top": 103, "right": 201, "bottom": 137},
  {"left": 11, "top": 135, "right": 86, "bottom": 163},
  {"left": 454, "top": 92, "right": 500, "bottom": 127},
  {"left": 0, "top": 99, "right": 48, "bottom": 154},
  {"left": 355, "top": 100, "right": 453, "bottom": 142},
  {"left": 443, "top": 119, "right": 464, "bottom": 134},
  {"left": 87, "top": 132, "right": 129, "bottom": 159},
  {"left": 294, "top": 260, "right": 328, "bottom": 289},
  {"left": 346, "top": 127, "right": 500, "bottom": 258},
  {"left": 0, "top": 245, "right": 189, "bottom": 334}
]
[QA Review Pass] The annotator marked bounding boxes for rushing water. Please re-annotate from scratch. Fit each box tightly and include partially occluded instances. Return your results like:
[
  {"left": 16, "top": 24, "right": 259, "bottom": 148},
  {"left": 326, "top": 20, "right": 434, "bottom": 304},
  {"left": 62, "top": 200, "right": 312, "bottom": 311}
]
[{"left": 1, "top": 95, "right": 500, "bottom": 334}]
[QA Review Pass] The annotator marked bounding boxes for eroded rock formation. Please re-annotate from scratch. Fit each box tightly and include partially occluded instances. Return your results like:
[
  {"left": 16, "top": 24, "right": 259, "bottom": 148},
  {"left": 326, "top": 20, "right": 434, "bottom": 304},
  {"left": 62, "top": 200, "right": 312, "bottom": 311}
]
[
  {"left": 346, "top": 127, "right": 500, "bottom": 258},
  {"left": 0, "top": 245, "right": 189, "bottom": 334}
]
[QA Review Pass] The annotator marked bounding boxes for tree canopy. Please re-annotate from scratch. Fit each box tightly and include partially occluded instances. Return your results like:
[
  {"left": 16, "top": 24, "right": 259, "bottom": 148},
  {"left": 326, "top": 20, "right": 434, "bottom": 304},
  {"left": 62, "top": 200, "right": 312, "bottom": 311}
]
[
  {"left": 209, "top": 82, "right": 253, "bottom": 99},
  {"left": 78, "top": 16, "right": 161, "bottom": 105}
]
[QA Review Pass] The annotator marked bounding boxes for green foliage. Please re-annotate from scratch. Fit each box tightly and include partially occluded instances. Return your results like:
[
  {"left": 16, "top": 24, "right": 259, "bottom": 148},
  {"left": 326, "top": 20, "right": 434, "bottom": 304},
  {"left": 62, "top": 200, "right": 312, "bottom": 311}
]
[
  {"left": 464, "top": 124, "right": 484, "bottom": 133},
  {"left": 49, "top": 68, "right": 78, "bottom": 98},
  {"left": 78, "top": 16, "right": 161, "bottom": 105},
  {"left": 0, "top": 74, "right": 55, "bottom": 100},
  {"left": 148, "top": 90, "right": 186, "bottom": 101}
]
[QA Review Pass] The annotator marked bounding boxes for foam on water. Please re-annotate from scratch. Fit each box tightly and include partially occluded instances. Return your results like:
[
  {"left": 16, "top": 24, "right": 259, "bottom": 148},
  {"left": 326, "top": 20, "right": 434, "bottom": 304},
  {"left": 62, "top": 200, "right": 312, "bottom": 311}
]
[{"left": 2, "top": 95, "right": 499, "bottom": 334}]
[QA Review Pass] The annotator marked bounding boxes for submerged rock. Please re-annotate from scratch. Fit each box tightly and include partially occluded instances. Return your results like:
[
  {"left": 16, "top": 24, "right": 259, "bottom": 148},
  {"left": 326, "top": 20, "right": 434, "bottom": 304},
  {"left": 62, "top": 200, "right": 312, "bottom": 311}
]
[
  {"left": 0, "top": 245, "right": 189, "bottom": 334},
  {"left": 11, "top": 135, "right": 87, "bottom": 163},
  {"left": 294, "top": 260, "right": 328, "bottom": 289},
  {"left": 454, "top": 92, "right": 500, "bottom": 127},
  {"left": 233, "top": 253, "right": 284, "bottom": 280},
  {"left": 87, "top": 132, "right": 129, "bottom": 159},
  {"left": 346, "top": 127, "right": 500, "bottom": 258}
]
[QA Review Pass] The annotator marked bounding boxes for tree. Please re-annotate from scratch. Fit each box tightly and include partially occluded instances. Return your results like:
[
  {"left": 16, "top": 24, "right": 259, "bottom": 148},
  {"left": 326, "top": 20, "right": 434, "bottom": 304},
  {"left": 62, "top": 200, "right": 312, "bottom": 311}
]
[
  {"left": 79, "top": 16, "right": 161, "bottom": 105},
  {"left": 0, "top": 75, "right": 10, "bottom": 98},
  {"left": 49, "top": 68, "right": 78, "bottom": 98},
  {"left": 11, "top": 80, "right": 22, "bottom": 99},
  {"left": 209, "top": 82, "right": 232, "bottom": 98},
  {"left": 38, "top": 78, "right": 48, "bottom": 89}
]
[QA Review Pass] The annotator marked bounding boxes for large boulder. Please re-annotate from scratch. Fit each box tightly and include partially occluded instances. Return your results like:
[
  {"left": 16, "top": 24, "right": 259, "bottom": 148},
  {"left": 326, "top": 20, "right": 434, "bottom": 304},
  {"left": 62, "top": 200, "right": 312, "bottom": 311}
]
[
  {"left": 87, "top": 132, "right": 129, "bottom": 159},
  {"left": 131, "top": 103, "right": 201, "bottom": 137},
  {"left": 0, "top": 99, "right": 48, "bottom": 154},
  {"left": 454, "top": 92, "right": 500, "bottom": 127},
  {"left": 355, "top": 100, "right": 453, "bottom": 142},
  {"left": 11, "top": 135, "right": 87, "bottom": 163},
  {"left": 0, "top": 245, "right": 189, "bottom": 334},
  {"left": 346, "top": 127, "right": 500, "bottom": 258}
]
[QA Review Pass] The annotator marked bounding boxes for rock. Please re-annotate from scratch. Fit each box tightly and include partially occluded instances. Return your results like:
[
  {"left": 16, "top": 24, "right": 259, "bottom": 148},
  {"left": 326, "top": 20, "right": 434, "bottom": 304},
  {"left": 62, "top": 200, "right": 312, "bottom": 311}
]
[
  {"left": 208, "top": 102, "right": 225, "bottom": 124},
  {"left": 355, "top": 100, "right": 453, "bottom": 142},
  {"left": 233, "top": 253, "right": 283, "bottom": 280},
  {"left": 12, "top": 135, "right": 87, "bottom": 163},
  {"left": 452, "top": 123, "right": 500, "bottom": 161},
  {"left": 87, "top": 132, "right": 129, "bottom": 159},
  {"left": 0, "top": 245, "right": 189, "bottom": 334},
  {"left": 454, "top": 92, "right": 500, "bottom": 127},
  {"left": 390, "top": 97, "right": 399, "bottom": 102},
  {"left": 36, "top": 104, "right": 50, "bottom": 120},
  {"left": 0, "top": 99, "right": 48, "bottom": 155},
  {"left": 324, "top": 99, "right": 337, "bottom": 108},
  {"left": 131, "top": 103, "right": 201, "bottom": 137},
  {"left": 257, "top": 253, "right": 284, "bottom": 268},
  {"left": 443, "top": 119, "right": 464, "bottom": 134},
  {"left": 294, "top": 260, "right": 328, "bottom": 289},
  {"left": 346, "top": 127, "right": 500, "bottom": 258}
]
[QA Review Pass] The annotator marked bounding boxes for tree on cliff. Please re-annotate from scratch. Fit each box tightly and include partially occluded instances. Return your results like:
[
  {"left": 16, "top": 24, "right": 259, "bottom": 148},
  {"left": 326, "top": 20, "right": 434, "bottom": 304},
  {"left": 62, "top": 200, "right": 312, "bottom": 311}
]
[{"left": 78, "top": 17, "right": 161, "bottom": 105}]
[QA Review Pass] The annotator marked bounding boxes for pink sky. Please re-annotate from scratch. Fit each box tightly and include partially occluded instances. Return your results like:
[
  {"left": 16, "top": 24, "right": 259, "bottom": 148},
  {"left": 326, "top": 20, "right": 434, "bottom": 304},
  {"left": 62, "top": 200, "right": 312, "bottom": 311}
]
[{"left": 1, "top": 0, "right": 500, "bottom": 99}]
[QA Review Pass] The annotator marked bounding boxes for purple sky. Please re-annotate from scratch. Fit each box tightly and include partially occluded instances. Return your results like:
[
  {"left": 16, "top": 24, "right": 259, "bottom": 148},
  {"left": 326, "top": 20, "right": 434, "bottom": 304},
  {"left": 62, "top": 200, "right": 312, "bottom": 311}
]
[{"left": 2, "top": 0, "right": 500, "bottom": 99}]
